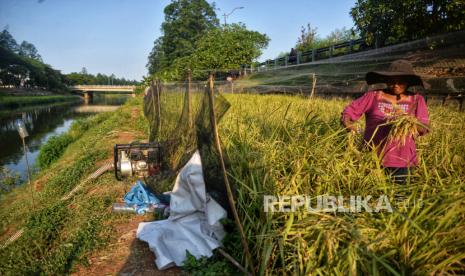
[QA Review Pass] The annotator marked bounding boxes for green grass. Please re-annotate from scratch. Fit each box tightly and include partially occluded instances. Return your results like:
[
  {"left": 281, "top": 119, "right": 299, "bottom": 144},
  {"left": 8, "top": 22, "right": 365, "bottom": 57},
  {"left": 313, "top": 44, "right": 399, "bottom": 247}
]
[
  {"left": 0, "top": 97, "right": 146, "bottom": 275},
  {"left": 0, "top": 95, "right": 81, "bottom": 108}
]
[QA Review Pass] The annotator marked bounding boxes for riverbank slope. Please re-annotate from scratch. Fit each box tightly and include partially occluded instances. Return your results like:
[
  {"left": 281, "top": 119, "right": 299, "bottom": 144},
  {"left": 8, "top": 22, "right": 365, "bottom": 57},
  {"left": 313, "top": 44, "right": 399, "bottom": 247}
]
[{"left": 0, "top": 88, "right": 81, "bottom": 109}]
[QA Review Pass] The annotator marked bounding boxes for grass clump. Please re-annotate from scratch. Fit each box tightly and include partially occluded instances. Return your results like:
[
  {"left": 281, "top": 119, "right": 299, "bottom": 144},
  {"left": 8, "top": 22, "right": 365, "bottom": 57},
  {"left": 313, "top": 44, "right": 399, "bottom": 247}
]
[
  {"left": 36, "top": 112, "right": 113, "bottom": 170},
  {"left": 386, "top": 114, "right": 430, "bottom": 145},
  {"left": 37, "top": 134, "right": 74, "bottom": 169}
]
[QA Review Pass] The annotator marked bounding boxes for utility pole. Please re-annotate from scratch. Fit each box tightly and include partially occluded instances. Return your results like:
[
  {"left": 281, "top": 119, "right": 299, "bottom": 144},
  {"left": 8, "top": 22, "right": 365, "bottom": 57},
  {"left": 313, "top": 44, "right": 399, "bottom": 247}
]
[{"left": 222, "top": 6, "right": 244, "bottom": 25}]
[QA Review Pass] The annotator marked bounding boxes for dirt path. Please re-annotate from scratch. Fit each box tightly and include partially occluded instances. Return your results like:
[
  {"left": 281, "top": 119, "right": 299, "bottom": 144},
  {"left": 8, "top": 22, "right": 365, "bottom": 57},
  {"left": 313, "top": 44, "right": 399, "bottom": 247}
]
[
  {"left": 72, "top": 215, "right": 181, "bottom": 276},
  {"left": 73, "top": 124, "right": 180, "bottom": 275}
]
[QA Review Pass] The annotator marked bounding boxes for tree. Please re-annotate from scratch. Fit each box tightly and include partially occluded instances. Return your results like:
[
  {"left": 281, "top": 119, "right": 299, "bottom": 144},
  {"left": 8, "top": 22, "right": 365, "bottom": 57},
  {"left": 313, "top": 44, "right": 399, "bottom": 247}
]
[
  {"left": 18, "top": 41, "right": 42, "bottom": 61},
  {"left": 0, "top": 30, "right": 69, "bottom": 91},
  {"left": 326, "top": 27, "right": 357, "bottom": 44},
  {"left": 192, "top": 23, "right": 269, "bottom": 71},
  {"left": 296, "top": 23, "right": 319, "bottom": 52},
  {"left": 0, "top": 29, "right": 19, "bottom": 52},
  {"left": 350, "top": 0, "right": 465, "bottom": 46},
  {"left": 147, "top": 38, "right": 166, "bottom": 75},
  {"left": 147, "top": 0, "right": 219, "bottom": 75}
]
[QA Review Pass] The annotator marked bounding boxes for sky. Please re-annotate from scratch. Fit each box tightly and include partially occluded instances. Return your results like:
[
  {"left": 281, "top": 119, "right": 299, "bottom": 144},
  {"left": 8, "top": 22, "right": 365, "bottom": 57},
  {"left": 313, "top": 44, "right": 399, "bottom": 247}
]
[{"left": 0, "top": 0, "right": 356, "bottom": 81}]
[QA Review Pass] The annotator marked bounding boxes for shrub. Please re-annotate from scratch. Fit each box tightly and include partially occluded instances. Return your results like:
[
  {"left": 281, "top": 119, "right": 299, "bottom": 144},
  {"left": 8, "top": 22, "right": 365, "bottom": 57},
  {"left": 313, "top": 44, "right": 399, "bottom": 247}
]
[{"left": 37, "top": 134, "right": 74, "bottom": 169}]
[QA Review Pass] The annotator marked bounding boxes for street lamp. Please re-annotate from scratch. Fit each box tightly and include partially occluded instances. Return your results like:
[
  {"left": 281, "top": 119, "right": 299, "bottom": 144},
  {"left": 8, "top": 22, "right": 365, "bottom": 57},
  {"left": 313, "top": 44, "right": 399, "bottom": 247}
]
[{"left": 222, "top": 6, "right": 244, "bottom": 25}]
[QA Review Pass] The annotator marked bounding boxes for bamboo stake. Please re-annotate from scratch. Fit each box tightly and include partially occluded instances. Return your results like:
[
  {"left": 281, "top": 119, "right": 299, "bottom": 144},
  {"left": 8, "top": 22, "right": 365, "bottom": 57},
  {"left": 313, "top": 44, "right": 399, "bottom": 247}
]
[
  {"left": 187, "top": 70, "right": 193, "bottom": 128},
  {"left": 149, "top": 81, "right": 158, "bottom": 140},
  {"left": 310, "top": 73, "right": 317, "bottom": 98},
  {"left": 218, "top": 248, "right": 252, "bottom": 276},
  {"left": 207, "top": 74, "right": 255, "bottom": 275},
  {"left": 155, "top": 80, "right": 162, "bottom": 136}
]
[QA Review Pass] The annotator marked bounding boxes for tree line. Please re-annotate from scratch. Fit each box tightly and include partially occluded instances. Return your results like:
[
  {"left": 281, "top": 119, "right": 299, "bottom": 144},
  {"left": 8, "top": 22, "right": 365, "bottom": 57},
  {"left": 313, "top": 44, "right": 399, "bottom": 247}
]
[
  {"left": 0, "top": 29, "right": 140, "bottom": 92},
  {"left": 66, "top": 68, "right": 139, "bottom": 86},
  {"left": 282, "top": 0, "right": 464, "bottom": 59},
  {"left": 147, "top": 0, "right": 464, "bottom": 80},
  {"left": 0, "top": 29, "right": 67, "bottom": 91}
]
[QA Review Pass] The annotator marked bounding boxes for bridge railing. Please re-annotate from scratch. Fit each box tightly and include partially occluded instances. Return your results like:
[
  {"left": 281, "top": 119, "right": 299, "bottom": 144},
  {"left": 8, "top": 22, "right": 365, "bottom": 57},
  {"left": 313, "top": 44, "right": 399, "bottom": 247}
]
[{"left": 71, "top": 85, "right": 136, "bottom": 89}]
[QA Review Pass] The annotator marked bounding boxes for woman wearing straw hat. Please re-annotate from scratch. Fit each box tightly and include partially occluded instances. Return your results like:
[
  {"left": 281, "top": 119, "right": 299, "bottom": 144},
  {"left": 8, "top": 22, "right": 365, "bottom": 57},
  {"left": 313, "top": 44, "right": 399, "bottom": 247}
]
[{"left": 341, "top": 60, "right": 430, "bottom": 183}]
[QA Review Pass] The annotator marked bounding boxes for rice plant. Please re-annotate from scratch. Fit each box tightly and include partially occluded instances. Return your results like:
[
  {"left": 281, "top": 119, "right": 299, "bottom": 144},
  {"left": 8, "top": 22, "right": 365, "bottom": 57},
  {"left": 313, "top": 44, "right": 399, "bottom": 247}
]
[
  {"left": 385, "top": 115, "right": 430, "bottom": 146},
  {"left": 219, "top": 94, "right": 465, "bottom": 275}
]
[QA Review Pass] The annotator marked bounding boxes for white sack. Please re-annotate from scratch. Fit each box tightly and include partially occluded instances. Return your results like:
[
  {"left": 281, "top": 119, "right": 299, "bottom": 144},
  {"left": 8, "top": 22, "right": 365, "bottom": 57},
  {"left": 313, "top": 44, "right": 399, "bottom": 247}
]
[{"left": 136, "top": 150, "right": 227, "bottom": 270}]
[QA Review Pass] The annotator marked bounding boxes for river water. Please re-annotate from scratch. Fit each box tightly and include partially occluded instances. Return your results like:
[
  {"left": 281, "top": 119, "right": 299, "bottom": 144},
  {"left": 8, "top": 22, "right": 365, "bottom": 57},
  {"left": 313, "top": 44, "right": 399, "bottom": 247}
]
[{"left": 0, "top": 94, "right": 130, "bottom": 182}]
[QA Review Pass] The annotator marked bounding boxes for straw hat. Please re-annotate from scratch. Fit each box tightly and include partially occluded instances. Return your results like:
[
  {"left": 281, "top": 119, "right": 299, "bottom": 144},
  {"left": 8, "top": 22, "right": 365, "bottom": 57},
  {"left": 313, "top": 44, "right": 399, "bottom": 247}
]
[{"left": 366, "top": 60, "right": 425, "bottom": 88}]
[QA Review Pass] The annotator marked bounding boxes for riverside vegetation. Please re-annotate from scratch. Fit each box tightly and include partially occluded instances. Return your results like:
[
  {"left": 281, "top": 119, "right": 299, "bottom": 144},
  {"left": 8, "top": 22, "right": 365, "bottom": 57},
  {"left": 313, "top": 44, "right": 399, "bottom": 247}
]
[{"left": 0, "top": 93, "right": 464, "bottom": 275}]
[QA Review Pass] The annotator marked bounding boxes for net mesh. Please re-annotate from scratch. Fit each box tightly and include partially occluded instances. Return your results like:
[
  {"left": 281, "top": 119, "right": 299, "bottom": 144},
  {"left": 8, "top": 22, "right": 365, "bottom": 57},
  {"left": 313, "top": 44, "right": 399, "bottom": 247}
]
[{"left": 143, "top": 77, "right": 232, "bottom": 214}]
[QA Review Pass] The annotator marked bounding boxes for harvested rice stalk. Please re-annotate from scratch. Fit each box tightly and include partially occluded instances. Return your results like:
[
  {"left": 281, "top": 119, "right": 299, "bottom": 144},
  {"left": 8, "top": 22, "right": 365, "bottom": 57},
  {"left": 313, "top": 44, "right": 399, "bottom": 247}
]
[{"left": 386, "top": 115, "right": 429, "bottom": 145}]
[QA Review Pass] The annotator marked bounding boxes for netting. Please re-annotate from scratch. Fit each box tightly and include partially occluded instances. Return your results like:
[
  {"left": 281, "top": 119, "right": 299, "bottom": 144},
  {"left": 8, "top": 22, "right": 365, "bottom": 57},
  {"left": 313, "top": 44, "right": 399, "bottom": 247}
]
[
  {"left": 143, "top": 77, "right": 233, "bottom": 214},
  {"left": 209, "top": 30, "right": 464, "bottom": 109}
]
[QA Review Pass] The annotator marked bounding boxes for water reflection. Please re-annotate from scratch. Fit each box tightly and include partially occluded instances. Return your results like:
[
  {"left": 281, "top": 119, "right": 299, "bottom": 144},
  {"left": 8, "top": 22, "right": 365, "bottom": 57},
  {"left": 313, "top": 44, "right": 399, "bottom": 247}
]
[{"left": 0, "top": 94, "right": 129, "bottom": 181}]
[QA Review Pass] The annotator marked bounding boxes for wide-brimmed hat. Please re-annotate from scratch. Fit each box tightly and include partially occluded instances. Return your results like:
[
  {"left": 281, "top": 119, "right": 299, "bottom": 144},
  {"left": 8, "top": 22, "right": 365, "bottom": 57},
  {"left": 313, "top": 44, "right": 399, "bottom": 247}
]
[{"left": 366, "top": 60, "right": 425, "bottom": 88}]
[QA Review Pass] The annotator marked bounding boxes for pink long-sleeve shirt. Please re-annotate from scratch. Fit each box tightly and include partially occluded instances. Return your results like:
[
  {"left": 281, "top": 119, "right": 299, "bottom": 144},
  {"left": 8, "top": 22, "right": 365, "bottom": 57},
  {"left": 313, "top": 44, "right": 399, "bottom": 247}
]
[{"left": 342, "top": 90, "right": 429, "bottom": 168}]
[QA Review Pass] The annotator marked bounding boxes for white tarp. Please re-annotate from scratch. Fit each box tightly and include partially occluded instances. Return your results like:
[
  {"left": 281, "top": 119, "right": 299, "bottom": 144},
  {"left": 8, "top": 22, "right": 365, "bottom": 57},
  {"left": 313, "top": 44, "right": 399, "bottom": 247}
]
[{"left": 136, "top": 150, "right": 227, "bottom": 270}]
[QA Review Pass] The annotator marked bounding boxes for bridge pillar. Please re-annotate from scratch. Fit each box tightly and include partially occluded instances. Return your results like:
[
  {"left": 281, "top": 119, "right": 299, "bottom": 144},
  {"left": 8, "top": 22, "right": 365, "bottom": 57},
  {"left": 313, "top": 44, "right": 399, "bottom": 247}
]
[{"left": 83, "top": 91, "right": 93, "bottom": 104}]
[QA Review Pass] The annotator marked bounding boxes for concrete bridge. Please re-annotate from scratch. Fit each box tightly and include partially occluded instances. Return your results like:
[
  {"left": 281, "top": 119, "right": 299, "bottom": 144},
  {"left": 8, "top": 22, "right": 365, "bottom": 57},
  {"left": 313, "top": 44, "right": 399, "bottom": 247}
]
[{"left": 70, "top": 85, "right": 136, "bottom": 103}]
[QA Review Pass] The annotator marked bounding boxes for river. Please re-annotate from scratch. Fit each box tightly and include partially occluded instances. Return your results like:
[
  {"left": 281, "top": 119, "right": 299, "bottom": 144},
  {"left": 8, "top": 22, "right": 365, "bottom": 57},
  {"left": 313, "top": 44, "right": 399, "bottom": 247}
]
[{"left": 0, "top": 94, "right": 130, "bottom": 182}]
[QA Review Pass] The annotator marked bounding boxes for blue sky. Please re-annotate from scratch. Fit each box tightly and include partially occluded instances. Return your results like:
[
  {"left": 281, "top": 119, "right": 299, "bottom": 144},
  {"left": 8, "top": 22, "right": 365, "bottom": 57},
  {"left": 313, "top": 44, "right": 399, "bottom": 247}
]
[{"left": 0, "top": 0, "right": 355, "bottom": 80}]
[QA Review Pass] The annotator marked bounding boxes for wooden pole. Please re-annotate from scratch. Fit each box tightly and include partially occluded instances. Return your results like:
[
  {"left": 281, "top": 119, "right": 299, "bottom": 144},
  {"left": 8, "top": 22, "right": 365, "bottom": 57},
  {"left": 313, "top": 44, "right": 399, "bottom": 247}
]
[
  {"left": 207, "top": 74, "right": 255, "bottom": 275},
  {"left": 22, "top": 137, "right": 35, "bottom": 209},
  {"left": 218, "top": 248, "right": 252, "bottom": 276},
  {"left": 150, "top": 80, "right": 162, "bottom": 137},
  {"left": 187, "top": 70, "right": 193, "bottom": 128},
  {"left": 310, "top": 73, "right": 317, "bottom": 98}
]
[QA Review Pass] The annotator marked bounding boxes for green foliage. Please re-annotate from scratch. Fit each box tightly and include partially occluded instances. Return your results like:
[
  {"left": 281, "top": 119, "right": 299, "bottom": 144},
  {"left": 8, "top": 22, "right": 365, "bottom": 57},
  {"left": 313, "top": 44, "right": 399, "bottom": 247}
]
[
  {"left": 18, "top": 41, "right": 42, "bottom": 61},
  {"left": 0, "top": 101, "right": 132, "bottom": 275},
  {"left": 0, "top": 28, "right": 19, "bottom": 52},
  {"left": 192, "top": 24, "right": 269, "bottom": 71},
  {"left": 152, "top": 23, "right": 269, "bottom": 81},
  {"left": 0, "top": 201, "right": 106, "bottom": 275},
  {"left": 147, "top": 0, "right": 219, "bottom": 75},
  {"left": 182, "top": 251, "right": 237, "bottom": 275},
  {"left": 36, "top": 113, "right": 112, "bottom": 170},
  {"left": 37, "top": 134, "right": 74, "bottom": 170},
  {"left": 296, "top": 23, "right": 318, "bottom": 52},
  {"left": 65, "top": 71, "right": 140, "bottom": 85},
  {"left": 295, "top": 24, "right": 357, "bottom": 53},
  {"left": 350, "top": 0, "right": 465, "bottom": 46},
  {"left": 0, "top": 95, "right": 80, "bottom": 109},
  {"left": 0, "top": 29, "right": 68, "bottom": 92}
]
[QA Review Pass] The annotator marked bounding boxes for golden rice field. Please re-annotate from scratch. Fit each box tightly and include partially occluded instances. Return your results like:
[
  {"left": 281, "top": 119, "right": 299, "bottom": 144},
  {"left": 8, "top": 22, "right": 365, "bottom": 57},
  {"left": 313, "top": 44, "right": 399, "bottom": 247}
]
[{"left": 220, "top": 94, "right": 465, "bottom": 275}]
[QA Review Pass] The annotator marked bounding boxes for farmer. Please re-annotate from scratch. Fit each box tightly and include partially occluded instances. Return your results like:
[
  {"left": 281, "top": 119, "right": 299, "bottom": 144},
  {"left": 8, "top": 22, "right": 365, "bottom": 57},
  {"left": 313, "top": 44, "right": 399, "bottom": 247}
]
[{"left": 341, "top": 60, "right": 430, "bottom": 183}]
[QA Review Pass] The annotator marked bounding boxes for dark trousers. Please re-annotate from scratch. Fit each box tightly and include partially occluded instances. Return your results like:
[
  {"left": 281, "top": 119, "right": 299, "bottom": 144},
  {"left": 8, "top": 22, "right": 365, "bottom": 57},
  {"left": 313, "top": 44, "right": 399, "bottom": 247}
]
[{"left": 385, "top": 167, "right": 410, "bottom": 184}]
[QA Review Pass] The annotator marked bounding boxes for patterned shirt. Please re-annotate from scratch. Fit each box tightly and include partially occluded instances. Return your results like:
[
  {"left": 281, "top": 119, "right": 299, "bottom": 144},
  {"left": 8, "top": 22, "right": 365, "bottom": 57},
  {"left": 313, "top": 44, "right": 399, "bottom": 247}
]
[{"left": 342, "top": 90, "right": 429, "bottom": 168}]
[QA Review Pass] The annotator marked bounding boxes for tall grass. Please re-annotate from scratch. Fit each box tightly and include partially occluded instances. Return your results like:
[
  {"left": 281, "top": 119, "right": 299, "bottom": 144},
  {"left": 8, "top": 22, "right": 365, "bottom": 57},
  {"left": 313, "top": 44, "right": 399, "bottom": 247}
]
[{"left": 220, "top": 94, "right": 465, "bottom": 275}]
